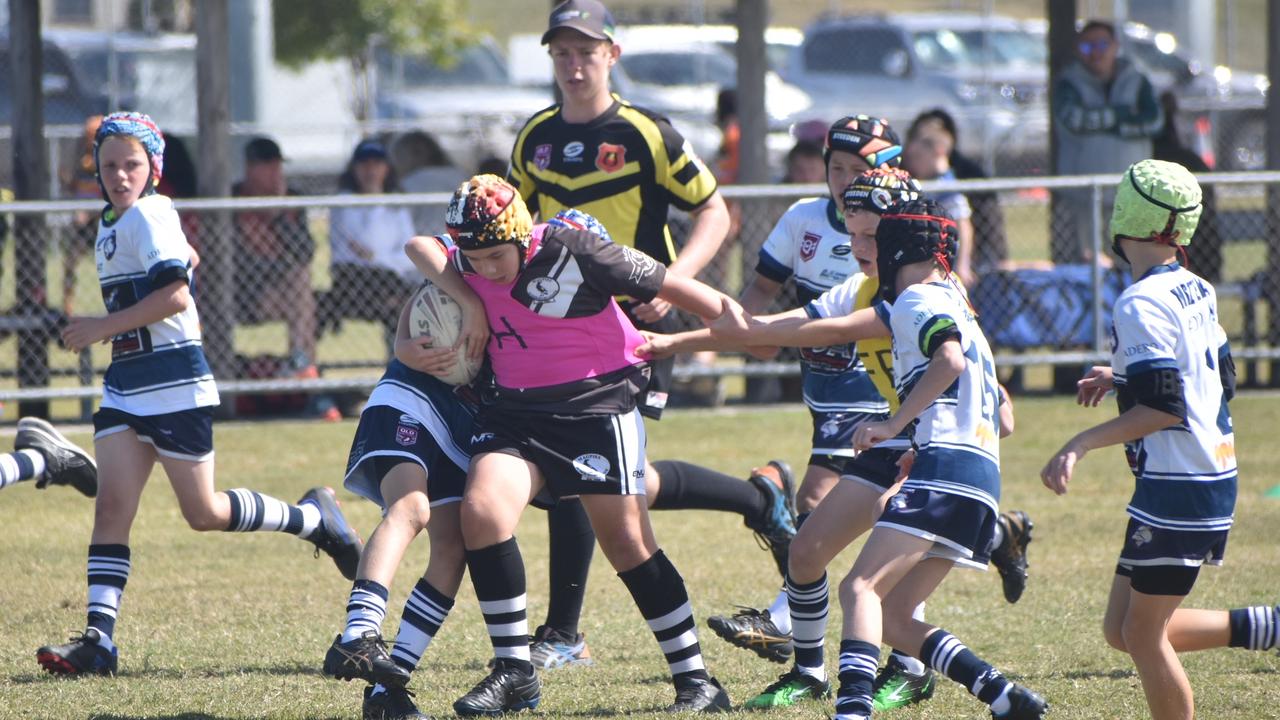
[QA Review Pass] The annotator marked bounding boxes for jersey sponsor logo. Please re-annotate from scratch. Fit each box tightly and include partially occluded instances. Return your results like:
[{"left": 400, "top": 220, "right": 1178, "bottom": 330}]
[
  {"left": 534, "top": 143, "right": 553, "bottom": 170},
  {"left": 573, "top": 453, "right": 611, "bottom": 482},
  {"left": 1130, "top": 524, "right": 1153, "bottom": 547},
  {"left": 97, "top": 230, "right": 118, "bottom": 261},
  {"left": 527, "top": 276, "right": 561, "bottom": 301},
  {"left": 620, "top": 246, "right": 659, "bottom": 282},
  {"left": 563, "top": 141, "right": 585, "bottom": 161},
  {"left": 800, "top": 232, "right": 820, "bottom": 261},
  {"left": 396, "top": 415, "right": 420, "bottom": 446},
  {"left": 832, "top": 244, "right": 852, "bottom": 256},
  {"left": 595, "top": 142, "right": 626, "bottom": 173},
  {"left": 471, "top": 432, "right": 495, "bottom": 444}
]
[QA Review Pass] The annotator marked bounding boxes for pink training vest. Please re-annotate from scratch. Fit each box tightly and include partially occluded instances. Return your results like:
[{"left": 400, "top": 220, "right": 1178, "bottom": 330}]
[{"left": 451, "top": 229, "right": 647, "bottom": 391}]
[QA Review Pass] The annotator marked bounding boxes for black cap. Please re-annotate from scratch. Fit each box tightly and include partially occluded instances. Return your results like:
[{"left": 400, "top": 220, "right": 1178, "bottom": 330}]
[
  {"left": 541, "top": 0, "right": 616, "bottom": 45},
  {"left": 244, "top": 137, "right": 284, "bottom": 163},
  {"left": 352, "top": 139, "right": 389, "bottom": 161}
]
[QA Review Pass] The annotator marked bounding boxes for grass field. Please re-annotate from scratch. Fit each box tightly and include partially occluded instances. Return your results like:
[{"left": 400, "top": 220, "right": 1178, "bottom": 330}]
[{"left": 1, "top": 396, "right": 1279, "bottom": 719}]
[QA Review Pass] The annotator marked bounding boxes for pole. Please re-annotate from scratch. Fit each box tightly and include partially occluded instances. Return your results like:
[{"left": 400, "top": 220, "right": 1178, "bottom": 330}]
[
  {"left": 735, "top": 0, "right": 768, "bottom": 185},
  {"left": 1265, "top": 0, "right": 1280, "bottom": 385}
]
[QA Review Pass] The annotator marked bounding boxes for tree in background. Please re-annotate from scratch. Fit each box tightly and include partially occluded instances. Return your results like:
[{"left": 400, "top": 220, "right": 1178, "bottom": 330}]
[{"left": 273, "top": 0, "right": 473, "bottom": 121}]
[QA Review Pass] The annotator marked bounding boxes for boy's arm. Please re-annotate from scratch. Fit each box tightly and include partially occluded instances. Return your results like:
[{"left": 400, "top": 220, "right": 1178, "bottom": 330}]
[
  {"left": 853, "top": 337, "right": 966, "bottom": 450},
  {"left": 712, "top": 301, "right": 890, "bottom": 348},
  {"left": 997, "top": 384, "right": 1015, "bottom": 438},
  {"left": 393, "top": 293, "right": 461, "bottom": 376},
  {"left": 404, "top": 235, "right": 488, "bottom": 362},
  {"left": 655, "top": 273, "right": 737, "bottom": 321},
  {"left": 61, "top": 279, "right": 190, "bottom": 352},
  {"left": 1040, "top": 405, "right": 1180, "bottom": 495},
  {"left": 637, "top": 305, "right": 809, "bottom": 359}
]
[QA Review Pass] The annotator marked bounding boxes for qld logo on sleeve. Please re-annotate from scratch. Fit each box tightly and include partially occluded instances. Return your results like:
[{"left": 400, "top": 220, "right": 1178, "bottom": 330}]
[
  {"left": 395, "top": 414, "right": 420, "bottom": 446},
  {"left": 573, "top": 453, "right": 611, "bottom": 482},
  {"left": 534, "top": 144, "right": 553, "bottom": 170},
  {"left": 799, "top": 232, "right": 820, "bottom": 261}
]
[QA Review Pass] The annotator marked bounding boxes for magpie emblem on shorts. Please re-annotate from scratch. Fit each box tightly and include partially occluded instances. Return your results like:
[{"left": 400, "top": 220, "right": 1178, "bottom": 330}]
[
  {"left": 527, "top": 276, "right": 560, "bottom": 302},
  {"left": 534, "top": 144, "right": 553, "bottom": 170},
  {"left": 395, "top": 415, "right": 420, "bottom": 447},
  {"left": 820, "top": 417, "right": 841, "bottom": 438},
  {"left": 889, "top": 491, "right": 909, "bottom": 512},
  {"left": 1131, "top": 524, "right": 1153, "bottom": 547},
  {"left": 573, "top": 453, "right": 611, "bottom": 482}
]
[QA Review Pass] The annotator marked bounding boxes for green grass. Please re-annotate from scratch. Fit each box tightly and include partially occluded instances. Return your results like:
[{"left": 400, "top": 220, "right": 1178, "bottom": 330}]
[{"left": 2, "top": 396, "right": 1279, "bottom": 718}]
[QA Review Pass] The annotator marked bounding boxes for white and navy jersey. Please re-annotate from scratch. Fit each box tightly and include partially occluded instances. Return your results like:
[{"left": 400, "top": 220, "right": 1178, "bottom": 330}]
[
  {"left": 364, "top": 359, "right": 476, "bottom": 472},
  {"left": 888, "top": 282, "right": 1001, "bottom": 510},
  {"left": 756, "top": 197, "right": 855, "bottom": 304},
  {"left": 95, "top": 194, "right": 218, "bottom": 415},
  {"left": 1111, "top": 263, "right": 1236, "bottom": 531}
]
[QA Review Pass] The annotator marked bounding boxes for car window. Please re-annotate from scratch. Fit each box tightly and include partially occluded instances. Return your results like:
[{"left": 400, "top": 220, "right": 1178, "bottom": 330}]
[
  {"left": 803, "top": 27, "right": 907, "bottom": 74},
  {"left": 378, "top": 43, "right": 509, "bottom": 87},
  {"left": 620, "top": 50, "right": 736, "bottom": 87},
  {"left": 955, "top": 30, "right": 1046, "bottom": 68},
  {"left": 910, "top": 29, "right": 976, "bottom": 70}
]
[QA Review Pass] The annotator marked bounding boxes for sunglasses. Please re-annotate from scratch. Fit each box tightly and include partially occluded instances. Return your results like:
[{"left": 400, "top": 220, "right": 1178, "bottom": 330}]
[{"left": 1078, "top": 39, "right": 1112, "bottom": 54}]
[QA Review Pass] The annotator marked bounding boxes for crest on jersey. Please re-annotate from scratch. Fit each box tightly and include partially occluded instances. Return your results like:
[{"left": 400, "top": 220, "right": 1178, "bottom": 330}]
[
  {"left": 534, "top": 144, "right": 552, "bottom": 170},
  {"left": 799, "top": 232, "right": 820, "bottom": 261},
  {"left": 573, "top": 453, "right": 611, "bottom": 482},
  {"left": 98, "top": 230, "right": 118, "bottom": 261},
  {"left": 527, "top": 276, "right": 560, "bottom": 301},
  {"left": 395, "top": 414, "right": 420, "bottom": 446},
  {"left": 596, "top": 143, "right": 626, "bottom": 173}
]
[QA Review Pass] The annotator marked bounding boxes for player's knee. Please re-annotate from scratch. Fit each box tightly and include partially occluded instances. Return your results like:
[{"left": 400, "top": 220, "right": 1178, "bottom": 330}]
[
  {"left": 787, "top": 535, "right": 824, "bottom": 583},
  {"left": 181, "top": 503, "right": 224, "bottom": 532},
  {"left": 838, "top": 574, "right": 878, "bottom": 609},
  {"left": 385, "top": 492, "right": 432, "bottom": 534},
  {"left": 1119, "top": 616, "right": 1163, "bottom": 654}
]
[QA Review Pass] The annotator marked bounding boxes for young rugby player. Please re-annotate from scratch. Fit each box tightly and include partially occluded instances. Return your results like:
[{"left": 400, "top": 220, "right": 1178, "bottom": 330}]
[
  {"left": 1041, "top": 159, "right": 1277, "bottom": 720},
  {"left": 36, "top": 112, "right": 362, "bottom": 678}
]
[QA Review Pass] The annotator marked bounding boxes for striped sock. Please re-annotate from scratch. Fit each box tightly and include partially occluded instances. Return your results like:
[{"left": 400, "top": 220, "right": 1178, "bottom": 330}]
[
  {"left": 341, "top": 579, "right": 389, "bottom": 643},
  {"left": 0, "top": 449, "right": 44, "bottom": 490},
  {"left": 224, "top": 488, "right": 320, "bottom": 536},
  {"left": 619, "top": 550, "right": 709, "bottom": 685},
  {"left": 1228, "top": 606, "right": 1279, "bottom": 650},
  {"left": 389, "top": 579, "right": 455, "bottom": 672},
  {"left": 788, "top": 572, "right": 829, "bottom": 680},
  {"left": 86, "top": 544, "right": 130, "bottom": 648},
  {"left": 834, "top": 639, "right": 879, "bottom": 720},
  {"left": 467, "top": 538, "right": 531, "bottom": 668},
  {"left": 921, "top": 629, "right": 1010, "bottom": 705}
]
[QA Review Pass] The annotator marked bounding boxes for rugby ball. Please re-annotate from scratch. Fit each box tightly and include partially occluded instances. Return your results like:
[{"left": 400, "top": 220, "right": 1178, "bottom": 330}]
[{"left": 408, "top": 280, "right": 482, "bottom": 386}]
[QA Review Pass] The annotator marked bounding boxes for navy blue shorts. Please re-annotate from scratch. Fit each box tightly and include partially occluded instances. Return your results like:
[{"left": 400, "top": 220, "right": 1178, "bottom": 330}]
[
  {"left": 807, "top": 408, "right": 860, "bottom": 468},
  {"left": 830, "top": 446, "right": 908, "bottom": 491},
  {"left": 93, "top": 406, "right": 214, "bottom": 461},
  {"left": 472, "top": 406, "right": 647, "bottom": 503},
  {"left": 875, "top": 485, "right": 997, "bottom": 570},
  {"left": 1115, "top": 518, "right": 1229, "bottom": 596},
  {"left": 344, "top": 405, "right": 468, "bottom": 509}
]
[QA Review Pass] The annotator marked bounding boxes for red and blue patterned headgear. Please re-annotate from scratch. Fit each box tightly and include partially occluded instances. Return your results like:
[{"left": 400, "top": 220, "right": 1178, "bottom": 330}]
[
  {"left": 547, "top": 207, "right": 614, "bottom": 243},
  {"left": 94, "top": 111, "right": 166, "bottom": 197}
]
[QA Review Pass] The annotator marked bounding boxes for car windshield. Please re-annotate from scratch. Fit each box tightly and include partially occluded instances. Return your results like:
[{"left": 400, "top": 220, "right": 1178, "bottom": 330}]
[
  {"left": 620, "top": 50, "right": 737, "bottom": 87},
  {"left": 378, "top": 43, "right": 509, "bottom": 87},
  {"left": 910, "top": 29, "right": 978, "bottom": 70},
  {"left": 64, "top": 46, "right": 195, "bottom": 107},
  {"left": 954, "top": 30, "right": 1047, "bottom": 68}
]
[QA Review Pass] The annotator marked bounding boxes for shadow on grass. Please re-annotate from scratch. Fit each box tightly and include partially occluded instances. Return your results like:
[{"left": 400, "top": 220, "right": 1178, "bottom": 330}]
[
  {"left": 9, "top": 659, "right": 323, "bottom": 684},
  {"left": 1061, "top": 668, "right": 1138, "bottom": 680}
]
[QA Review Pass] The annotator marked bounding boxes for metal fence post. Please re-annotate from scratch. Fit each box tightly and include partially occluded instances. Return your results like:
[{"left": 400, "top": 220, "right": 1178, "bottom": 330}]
[{"left": 1090, "top": 179, "right": 1106, "bottom": 360}]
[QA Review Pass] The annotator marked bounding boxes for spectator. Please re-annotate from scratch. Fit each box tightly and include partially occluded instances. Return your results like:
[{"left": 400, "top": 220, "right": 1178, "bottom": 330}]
[
  {"left": 1152, "top": 92, "right": 1221, "bottom": 282},
  {"left": 782, "top": 139, "right": 825, "bottom": 184},
  {"left": 326, "top": 138, "right": 417, "bottom": 337},
  {"left": 714, "top": 88, "right": 740, "bottom": 184},
  {"left": 232, "top": 137, "right": 318, "bottom": 372},
  {"left": 475, "top": 155, "right": 508, "bottom": 177},
  {"left": 908, "top": 108, "right": 1009, "bottom": 279},
  {"left": 903, "top": 117, "right": 977, "bottom": 286},
  {"left": 1051, "top": 19, "right": 1163, "bottom": 263},
  {"left": 391, "top": 130, "right": 464, "bottom": 233}
]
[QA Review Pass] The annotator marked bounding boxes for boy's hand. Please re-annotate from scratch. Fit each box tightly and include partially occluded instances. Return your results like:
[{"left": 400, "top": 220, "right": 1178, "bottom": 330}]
[
  {"left": 61, "top": 316, "right": 110, "bottom": 352},
  {"left": 1077, "top": 365, "right": 1114, "bottom": 407},
  {"left": 636, "top": 331, "right": 677, "bottom": 359},
  {"left": 894, "top": 449, "right": 916, "bottom": 483},
  {"left": 852, "top": 420, "right": 896, "bottom": 451},
  {"left": 458, "top": 303, "right": 490, "bottom": 362},
  {"left": 1040, "top": 440, "right": 1087, "bottom": 495},
  {"left": 632, "top": 298, "right": 673, "bottom": 323},
  {"left": 396, "top": 335, "right": 460, "bottom": 377},
  {"left": 708, "top": 296, "right": 753, "bottom": 341}
]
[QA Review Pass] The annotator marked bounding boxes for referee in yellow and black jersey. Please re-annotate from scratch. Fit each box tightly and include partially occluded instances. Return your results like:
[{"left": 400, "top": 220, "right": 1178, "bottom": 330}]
[{"left": 509, "top": 0, "right": 730, "bottom": 421}]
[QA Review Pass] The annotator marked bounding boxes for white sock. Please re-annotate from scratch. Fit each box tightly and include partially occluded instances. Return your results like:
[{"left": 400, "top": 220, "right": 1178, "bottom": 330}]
[
  {"left": 989, "top": 684, "right": 1013, "bottom": 715},
  {"left": 767, "top": 587, "right": 791, "bottom": 634}
]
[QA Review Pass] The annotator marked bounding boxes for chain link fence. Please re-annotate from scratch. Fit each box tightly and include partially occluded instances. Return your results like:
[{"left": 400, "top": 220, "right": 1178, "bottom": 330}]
[{"left": 0, "top": 172, "right": 1277, "bottom": 418}]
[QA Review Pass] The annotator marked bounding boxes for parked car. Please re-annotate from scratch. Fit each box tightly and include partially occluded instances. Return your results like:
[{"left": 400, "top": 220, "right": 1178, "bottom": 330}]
[
  {"left": 0, "top": 32, "right": 107, "bottom": 127},
  {"left": 781, "top": 13, "right": 1050, "bottom": 176}
]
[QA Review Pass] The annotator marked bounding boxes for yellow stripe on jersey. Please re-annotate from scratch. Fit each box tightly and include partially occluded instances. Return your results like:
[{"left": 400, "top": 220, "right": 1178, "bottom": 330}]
[{"left": 853, "top": 276, "right": 898, "bottom": 412}]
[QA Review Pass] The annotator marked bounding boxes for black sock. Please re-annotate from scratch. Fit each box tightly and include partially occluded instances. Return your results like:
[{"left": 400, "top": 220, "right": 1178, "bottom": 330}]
[
  {"left": 650, "top": 460, "right": 766, "bottom": 520},
  {"left": 466, "top": 537, "right": 532, "bottom": 671},
  {"left": 545, "top": 498, "right": 595, "bottom": 637},
  {"left": 618, "top": 550, "right": 710, "bottom": 685}
]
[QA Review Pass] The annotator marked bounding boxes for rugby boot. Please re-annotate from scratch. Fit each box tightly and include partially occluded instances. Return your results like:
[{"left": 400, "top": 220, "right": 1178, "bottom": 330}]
[
  {"left": 364, "top": 684, "right": 431, "bottom": 720},
  {"left": 528, "top": 624, "right": 592, "bottom": 669},
  {"left": 299, "top": 486, "right": 364, "bottom": 580},
  {"left": 706, "top": 607, "right": 793, "bottom": 663},
  {"left": 870, "top": 655, "right": 935, "bottom": 711},
  {"left": 36, "top": 628, "right": 117, "bottom": 676},
  {"left": 17, "top": 416, "right": 97, "bottom": 497},
  {"left": 324, "top": 631, "right": 411, "bottom": 687},
  {"left": 744, "top": 460, "right": 797, "bottom": 579},
  {"left": 453, "top": 658, "right": 540, "bottom": 716},
  {"left": 743, "top": 666, "right": 829, "bottom": 709},
  {"left": 991, "top": 510, "right": 1034, "bottom": 603},
  {"left": 992, "top": 684, "right": 1050, "bottom": 719},
  {"left": 668, "top": 675, "right": 731, "bottom": 712}
]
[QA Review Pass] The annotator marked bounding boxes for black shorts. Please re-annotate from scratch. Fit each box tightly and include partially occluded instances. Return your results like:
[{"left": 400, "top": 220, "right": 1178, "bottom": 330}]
[
  {"left": 1115, "top": 518, "right": 1229, "bottom": 596},
  {"left": 472, "top": 406, "right": 647, "bottom": 503},
  {"left": 820, "top": 446, "right": 908, "bottom": 491},
  {"left": 93, "top": 406, "right": 214, "bottom": 462},
  {"left": 876, "top": 485, "right": 997, "bottom": 570},
  {"left": 343, "top": 404, "right": 469, "bottom": 509},
  {"left": 621, "top": 300, "right": 679, "bottom": 420}
]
